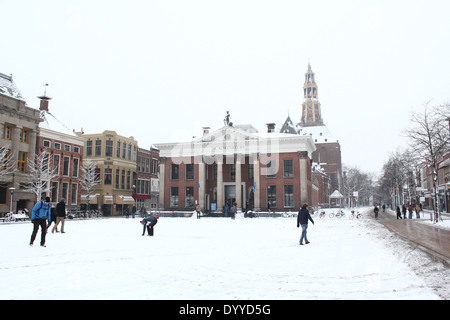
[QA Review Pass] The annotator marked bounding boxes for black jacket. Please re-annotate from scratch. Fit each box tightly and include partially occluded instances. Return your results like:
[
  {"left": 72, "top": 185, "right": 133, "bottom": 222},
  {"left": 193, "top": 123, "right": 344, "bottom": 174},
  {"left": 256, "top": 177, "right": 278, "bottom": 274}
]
[
  {"left": 55, "top": 201, "right": 66, "bottom": 218},
  {"left": 297, "top": 207, "right": 314, "bottom": 226}
]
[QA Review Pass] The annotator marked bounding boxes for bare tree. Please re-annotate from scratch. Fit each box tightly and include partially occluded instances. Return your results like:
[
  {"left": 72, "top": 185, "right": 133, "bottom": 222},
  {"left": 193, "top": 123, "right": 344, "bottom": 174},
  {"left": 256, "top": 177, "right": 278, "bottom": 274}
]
[
  {"left": 342, "top": 165, "right": 374, "bottom": 207},
  {"left": 380, "top": 150, "right": 405, "bottom": 209},
  {"left": 21, "top": 150, "right": 59, "bottom": 201},
  {"left": 0, "top": 144, "right": 16, "bottom": 178},
  {"left": 79, "top": 159, "right": 100, "bottom": 212},
  {"left": 403, "top": 102, "right": 450, "bottom": 223}
]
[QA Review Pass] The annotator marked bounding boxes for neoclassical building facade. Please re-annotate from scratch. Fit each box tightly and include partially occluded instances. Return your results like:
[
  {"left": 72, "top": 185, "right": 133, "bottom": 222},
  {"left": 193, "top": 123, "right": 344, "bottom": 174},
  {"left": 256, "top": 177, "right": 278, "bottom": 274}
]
[{"left": 155, "top": 124, "right": 316, "bottom": 212}]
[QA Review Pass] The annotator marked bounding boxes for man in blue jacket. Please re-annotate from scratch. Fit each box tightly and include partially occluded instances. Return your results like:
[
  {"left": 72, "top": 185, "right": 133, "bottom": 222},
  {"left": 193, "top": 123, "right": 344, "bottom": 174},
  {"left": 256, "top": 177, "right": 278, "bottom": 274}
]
[{"left": 30, "top": 197, "right": 51, "bottom": 247}]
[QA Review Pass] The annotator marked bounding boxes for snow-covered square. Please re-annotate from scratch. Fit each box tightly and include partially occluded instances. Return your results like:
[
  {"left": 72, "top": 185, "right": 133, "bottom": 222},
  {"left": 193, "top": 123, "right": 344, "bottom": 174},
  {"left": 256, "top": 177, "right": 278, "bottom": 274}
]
[{"left": 0, "top": 210, "right": 447, "bottom": 300}]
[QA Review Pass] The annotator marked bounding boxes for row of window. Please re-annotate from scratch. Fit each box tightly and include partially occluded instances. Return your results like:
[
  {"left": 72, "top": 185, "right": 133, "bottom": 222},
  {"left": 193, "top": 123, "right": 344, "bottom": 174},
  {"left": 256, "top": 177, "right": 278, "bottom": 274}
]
[
  {"left": 43, "top": 154, "right": 80, "bottom": 177},
  {"left": 86, "top": 140, "right": 137, "bottom": 161},
  {"left": 50, "top": 181, "right": 79, "bottom": 205},
  {"left": 168, "top": 184, "right": 295, "bottom": 208},
  {"left": 137, "top": 156, "right": 158, "bottom": 174},
  {"left": 1, "top": 124, "right": 30, "bottom": 143},
  {"left": 43, "top": 140, "right": 81, "bottom": 154},
  {"left": 267, "top": 185, "right": 294, "bottom": 208},
  {"left": 169, "top": 160, "right": 295, "bottom": 180},
  {"left": 95, "top": 168, "right": 133, "bottom": 190},
  {"left": 0, "top": 181, "right": 79, "bottom": 205}
]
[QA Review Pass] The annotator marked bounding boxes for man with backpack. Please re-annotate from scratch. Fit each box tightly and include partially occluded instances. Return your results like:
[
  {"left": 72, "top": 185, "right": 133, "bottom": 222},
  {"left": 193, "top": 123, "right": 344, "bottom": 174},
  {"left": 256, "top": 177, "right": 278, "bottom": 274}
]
[{"left": 30, "top": 197, "right": 52, "bottom": 247}]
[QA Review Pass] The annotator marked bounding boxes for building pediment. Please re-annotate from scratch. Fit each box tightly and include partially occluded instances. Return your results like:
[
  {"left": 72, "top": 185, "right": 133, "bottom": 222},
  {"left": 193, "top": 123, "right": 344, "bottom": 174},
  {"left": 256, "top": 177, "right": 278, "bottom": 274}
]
[{"left": 155, "top": 124, "right": 316, "bottom": 160}]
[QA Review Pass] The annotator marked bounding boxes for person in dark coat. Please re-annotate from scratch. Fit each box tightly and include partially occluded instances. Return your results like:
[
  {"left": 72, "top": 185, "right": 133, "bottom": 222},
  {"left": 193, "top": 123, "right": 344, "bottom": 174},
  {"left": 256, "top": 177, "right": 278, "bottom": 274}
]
[
  {"left": 374, "top": 205, "right": 379, "bottom": 219},
  {"left": 54, "top": 198, "right": 66, "bottom": 233},
  {"left": 397, "top": 206, "right": 403, "bottom": 219},
  {"left": 402, "top": 204, "right": 407, "bottom": 219},
  {"left": 297, "top": 203, "right": 314, "bottom": 245},
  {"left": 141, "top": 215, "right": 159, "bottom": 236}
]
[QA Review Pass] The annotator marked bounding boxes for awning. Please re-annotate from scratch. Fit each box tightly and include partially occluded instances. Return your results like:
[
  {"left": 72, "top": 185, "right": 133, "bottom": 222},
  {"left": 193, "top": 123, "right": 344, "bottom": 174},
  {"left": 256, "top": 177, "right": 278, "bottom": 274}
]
[
  {"left": 104, "top": 195, "right": 114, "bottom": 204},
  {"left": 116, "top": 195, "right": 135, "bottom": 205},
  {"left": 81, "top": 194, "right": 98, "bottom": 204}
]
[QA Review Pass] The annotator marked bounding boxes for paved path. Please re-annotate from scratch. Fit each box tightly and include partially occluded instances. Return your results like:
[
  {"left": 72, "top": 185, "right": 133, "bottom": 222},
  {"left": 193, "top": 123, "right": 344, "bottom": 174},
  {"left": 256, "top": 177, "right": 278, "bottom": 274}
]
[{"left": 375, "top": 209, "right": 450, "bottom": 265}]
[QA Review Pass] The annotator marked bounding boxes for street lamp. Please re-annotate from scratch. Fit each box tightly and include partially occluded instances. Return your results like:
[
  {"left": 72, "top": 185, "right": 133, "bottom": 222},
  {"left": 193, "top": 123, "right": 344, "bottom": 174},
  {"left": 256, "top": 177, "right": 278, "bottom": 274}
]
[{"left": 9, "top": 187, "right": 16, "bottom": 214}]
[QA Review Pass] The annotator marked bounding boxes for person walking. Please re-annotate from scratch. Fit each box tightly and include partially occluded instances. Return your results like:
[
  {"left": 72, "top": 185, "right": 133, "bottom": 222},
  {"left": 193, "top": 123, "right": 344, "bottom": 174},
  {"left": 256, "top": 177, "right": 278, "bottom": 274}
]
[
  {"left": 30, "top": 197, "right": 52, "bottom": 247},
  {"left": 53, "top": 198, "right": 66, "bottom": 233},
  {"left": 415, "top": 204, "right": 421, "bottom": 219},
  {"left": 402, "top": 204, "right": 407, "bottom": 219},
  {"left": 374, "top": 205, "right": 379, "bottom": 219},
  {"left": 46, "top": 206, "right": 57, "bottom": 233},
  {"left": 396, "top": 206, "right": 402, "bottom": 219},
  {"left": 408, "top": 205, "right": 413, "bottom": 219},
  {"left": 297, "top": 203, "right": 314, "bottom": 245},
  {"left": 230, "top": 202, "right": 237, "bottom": 220},
  {"left": 195, "top": 204, "right": 201, "bottom": 219},
  {"left": 141, "top": 215, "right": 159, "bottom": 236}
]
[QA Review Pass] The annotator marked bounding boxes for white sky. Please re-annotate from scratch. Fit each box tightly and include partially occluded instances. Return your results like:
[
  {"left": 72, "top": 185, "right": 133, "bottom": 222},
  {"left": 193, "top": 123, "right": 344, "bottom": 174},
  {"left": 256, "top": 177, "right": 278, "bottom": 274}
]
[{"left": 1, "top": 0, "right": 449, "bottom": 175}]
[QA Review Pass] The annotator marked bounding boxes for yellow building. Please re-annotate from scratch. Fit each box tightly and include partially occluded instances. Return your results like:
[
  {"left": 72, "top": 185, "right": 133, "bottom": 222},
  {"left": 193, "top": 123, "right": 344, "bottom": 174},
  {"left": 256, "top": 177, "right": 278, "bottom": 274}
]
[{"left": 76, "top": 130, "right": 138, "bottom": 216}]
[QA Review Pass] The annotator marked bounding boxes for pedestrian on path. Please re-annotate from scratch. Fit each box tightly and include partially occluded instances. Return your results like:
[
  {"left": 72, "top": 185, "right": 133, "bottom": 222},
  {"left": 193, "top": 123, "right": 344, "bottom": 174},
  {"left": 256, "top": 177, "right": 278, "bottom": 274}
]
[
  {"left": 30, "top": 197, "right": 51, "bottom": 247},
  {"left": 415, "top": 205, "right": 421, "bottom": 219},
  {"left": 297, "top": 203, "right": 314, "bottom": 245},
  {"left": 46, "top": 206, "right": 57, "bottom": 233},
  {"left": 402, "top": 204, "right": 407, "bottom": 219},
  {"left": 53, "top": 198, "right": 66, "bottom": 233},
  {"left": 408, "top": 205, "right": 413, "bottom": 219},
  {"left": 396, "top": 206, "right": 402, "bottom": 219},
  {"left": 374, "top": 206, "right": 379, "bottom": 219}
]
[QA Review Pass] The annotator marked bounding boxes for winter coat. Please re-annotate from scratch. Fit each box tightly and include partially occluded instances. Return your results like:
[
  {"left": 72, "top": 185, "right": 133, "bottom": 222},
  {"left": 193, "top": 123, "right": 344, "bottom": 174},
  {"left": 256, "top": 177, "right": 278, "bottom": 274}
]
[
  {"left": 297, "top": 207, "right": 314, "bottom": 226},
  {"left": 31, "top": 201, "right": 51, "bottom": 221},
  {"left": 143, "top": 216, "right": 158, "bottom": 226},
  {"left": 55, "top": 200, "right": 66, "bottom": 218}
]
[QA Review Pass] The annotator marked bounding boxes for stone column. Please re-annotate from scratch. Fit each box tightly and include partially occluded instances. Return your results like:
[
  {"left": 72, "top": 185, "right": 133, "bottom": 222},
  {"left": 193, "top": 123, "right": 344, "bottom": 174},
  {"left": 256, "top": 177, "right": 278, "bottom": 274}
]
[
  {"left": 253, "top": 153, "right": 260, "bottom": 211},
  {"left": 158, "top": 157, "right": 166, "bottom": 209},
  {"left": 216, "top": 158, "right": 223, "bottom": 212},
  {"left": 298, "top": 151, "right": 309, "bottom": 205},
  {"left": 235, "top": 155, "right": 242, "bottom": 211},
  {"left": 198, "top": 158, "right": 206, "bottom": 210}
]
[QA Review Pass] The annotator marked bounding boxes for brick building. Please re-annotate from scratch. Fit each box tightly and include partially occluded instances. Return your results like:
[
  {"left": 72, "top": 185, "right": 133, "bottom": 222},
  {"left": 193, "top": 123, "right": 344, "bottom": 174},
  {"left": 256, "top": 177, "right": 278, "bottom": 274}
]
[
  {"left": 155, "top": 124, "right": 316, "bottom": 212},
  {"left": 36, "top": 94, "right": 86, "bottom": 209}
]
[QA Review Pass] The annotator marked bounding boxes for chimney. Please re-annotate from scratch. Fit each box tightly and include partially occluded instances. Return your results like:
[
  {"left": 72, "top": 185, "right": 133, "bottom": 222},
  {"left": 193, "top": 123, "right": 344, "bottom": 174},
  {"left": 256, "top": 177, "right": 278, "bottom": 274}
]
[
  {"left": 37, "top": 84, "right": 52, "bottom": 112},
  {"left": 38, "top": 98, "right": 51, "bottom": 112},
  {"left": 266, "top": 123, "right": 276, "bottom": 133},
  {"left": 203, "top": 127, "right": 211, "bottom": 136}
]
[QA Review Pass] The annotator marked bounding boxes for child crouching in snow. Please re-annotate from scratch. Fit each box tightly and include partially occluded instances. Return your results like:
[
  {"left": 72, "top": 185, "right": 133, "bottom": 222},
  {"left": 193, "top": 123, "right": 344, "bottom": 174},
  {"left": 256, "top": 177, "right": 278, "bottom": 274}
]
[{"left": 141, "top": 215, "right": 159, "bottom": 236}]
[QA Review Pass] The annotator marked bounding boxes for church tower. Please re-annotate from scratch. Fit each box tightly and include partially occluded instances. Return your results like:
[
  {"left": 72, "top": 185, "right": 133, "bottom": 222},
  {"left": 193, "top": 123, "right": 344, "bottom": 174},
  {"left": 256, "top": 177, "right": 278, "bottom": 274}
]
[{"left": 300, "top": 63, "right": 324, "bottom": 127}]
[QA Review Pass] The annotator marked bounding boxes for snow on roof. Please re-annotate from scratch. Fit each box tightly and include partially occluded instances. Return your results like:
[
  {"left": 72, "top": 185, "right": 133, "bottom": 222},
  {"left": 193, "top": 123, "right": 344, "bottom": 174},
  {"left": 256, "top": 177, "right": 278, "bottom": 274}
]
[
  {"left": 0, "top": 73, "right": 25, "bottom": 100},
  {"left": 297, "top": 125, "right": 337, "bottom": 143},
  {"left": 39, "top": 110, "right": 78, "bottom": 137}
]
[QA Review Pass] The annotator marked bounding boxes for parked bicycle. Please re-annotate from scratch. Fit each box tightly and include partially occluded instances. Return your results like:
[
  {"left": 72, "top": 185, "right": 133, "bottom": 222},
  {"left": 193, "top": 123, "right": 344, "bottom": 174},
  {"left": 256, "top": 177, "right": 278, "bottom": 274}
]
[
  {"left": 349, "top": 210, "right": 362, "bottom": 219},
  {"left": 329, "top": 209, "right": 345, "bottom": 218},
  {"left": 319, "top": 211, "right": 326, "bottom": 219}
]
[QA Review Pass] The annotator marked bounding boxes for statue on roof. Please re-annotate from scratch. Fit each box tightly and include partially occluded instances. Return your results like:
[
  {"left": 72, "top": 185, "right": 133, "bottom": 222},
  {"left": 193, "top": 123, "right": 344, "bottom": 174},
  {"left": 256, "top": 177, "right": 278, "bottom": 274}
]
[{"left": 224, "top": 111, "right": 233, "bottom": 127}]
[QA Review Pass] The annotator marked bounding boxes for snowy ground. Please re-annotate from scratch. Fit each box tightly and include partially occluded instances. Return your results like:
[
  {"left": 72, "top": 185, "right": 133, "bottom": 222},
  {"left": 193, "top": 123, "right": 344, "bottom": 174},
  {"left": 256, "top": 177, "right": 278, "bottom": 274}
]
[{"left": 1, "top": 208, "right": 448, "bottom": 300}]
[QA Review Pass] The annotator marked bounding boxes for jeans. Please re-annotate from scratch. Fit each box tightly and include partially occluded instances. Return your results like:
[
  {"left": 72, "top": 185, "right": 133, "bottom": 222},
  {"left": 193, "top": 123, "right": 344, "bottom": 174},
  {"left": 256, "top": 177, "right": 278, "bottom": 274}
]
[
  {"left": 300, "top": 224, "right": 308, "bottom": 244},
  {"left": 30, "top": 219, "right": 47, "bottom": 245}
]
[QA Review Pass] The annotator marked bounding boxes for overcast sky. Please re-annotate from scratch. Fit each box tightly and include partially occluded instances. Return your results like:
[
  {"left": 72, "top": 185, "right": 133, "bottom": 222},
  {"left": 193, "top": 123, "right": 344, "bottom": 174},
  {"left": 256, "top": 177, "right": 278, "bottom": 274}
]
[{"left": 2, "top": 0, "right": 449, "bottom": 175}]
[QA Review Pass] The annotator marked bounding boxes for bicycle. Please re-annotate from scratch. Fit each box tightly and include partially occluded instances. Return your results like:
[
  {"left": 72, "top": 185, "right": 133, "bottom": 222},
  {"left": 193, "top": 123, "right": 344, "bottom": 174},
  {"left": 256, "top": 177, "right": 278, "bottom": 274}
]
[
  {"left": 319, "top": 211, "right": 326, "bottom": 219},
  {"left": 349, "top": 210, "right": 362, "bottom": 219},
  {"left": 330, "top": 210, "right": 345, "bottom": 218}
]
